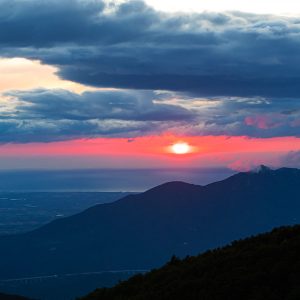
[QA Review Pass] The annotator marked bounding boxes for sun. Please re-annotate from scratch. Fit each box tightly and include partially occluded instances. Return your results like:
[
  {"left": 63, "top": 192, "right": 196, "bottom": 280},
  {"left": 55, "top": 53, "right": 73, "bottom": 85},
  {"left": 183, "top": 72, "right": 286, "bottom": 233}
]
[{"left": 171, "top": 142, "right": 191, "bottom": 155}]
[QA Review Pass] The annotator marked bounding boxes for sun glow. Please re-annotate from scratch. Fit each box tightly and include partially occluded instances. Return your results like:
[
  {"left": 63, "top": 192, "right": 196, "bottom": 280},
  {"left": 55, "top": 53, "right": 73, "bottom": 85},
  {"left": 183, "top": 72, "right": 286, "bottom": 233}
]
[
  {"left": 0, "top": 57, "right": 99, "bottom": 94},
  {"left": 171, "top": 142, "right": 191, "bottom": 155}
]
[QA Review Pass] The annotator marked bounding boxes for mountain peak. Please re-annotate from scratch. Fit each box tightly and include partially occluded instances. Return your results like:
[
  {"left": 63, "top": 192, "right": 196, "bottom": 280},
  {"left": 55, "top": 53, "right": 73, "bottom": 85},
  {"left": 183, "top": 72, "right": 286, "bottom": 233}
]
[
  {"left": 144, "top": 181, "right": 201, "bottom": 195},
  {"left": 151, "top": 181, "right": 197, "bottom": 189},
  {"left": 251, "top": 165, "right": 273, "bottom": 174}
]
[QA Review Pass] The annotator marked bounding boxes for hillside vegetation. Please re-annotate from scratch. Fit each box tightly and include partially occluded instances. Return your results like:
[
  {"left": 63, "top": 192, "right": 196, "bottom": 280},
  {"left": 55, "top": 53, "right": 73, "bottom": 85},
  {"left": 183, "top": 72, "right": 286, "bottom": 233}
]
[
  {"left": 0, "top": 293, "right": 30, "bottom": 300},
  {"left": 82, "top": 225, "right": 300, "bottom": 300}
]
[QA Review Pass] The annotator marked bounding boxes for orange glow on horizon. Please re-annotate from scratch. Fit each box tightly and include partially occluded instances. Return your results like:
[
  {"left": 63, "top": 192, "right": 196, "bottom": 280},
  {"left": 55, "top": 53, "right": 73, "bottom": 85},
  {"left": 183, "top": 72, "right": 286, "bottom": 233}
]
[
  {"left": 0, "top": 135, "right": 300, "bottom": 157},
  {"left": 0, "top": 134, "right": 299, "bottom": 170},
  {"left": 0, "top": 57, "right": 100, "bottom": 94}
]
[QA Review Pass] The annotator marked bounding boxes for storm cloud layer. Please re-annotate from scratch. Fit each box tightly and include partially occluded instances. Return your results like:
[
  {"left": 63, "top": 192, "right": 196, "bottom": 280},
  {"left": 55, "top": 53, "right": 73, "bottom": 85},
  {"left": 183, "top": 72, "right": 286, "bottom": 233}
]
[
  {"left": 1, "top": 88, "right": 299, "bottom": 142},
  {"left": 0, "top": 0, "right": 300, "bottom": 142},
  {"left": 0, "top": 89, "right": 193, "bottom": 142},
  {"left": 1, "top": 0, "right": 300, "bottom": 97}
]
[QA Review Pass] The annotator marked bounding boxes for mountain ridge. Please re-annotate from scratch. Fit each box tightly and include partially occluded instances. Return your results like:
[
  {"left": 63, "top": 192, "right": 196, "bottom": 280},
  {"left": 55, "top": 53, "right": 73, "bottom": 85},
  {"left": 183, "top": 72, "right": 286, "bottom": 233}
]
[{"left": 0, "top": 166, "right": 300, "bottom": 281}]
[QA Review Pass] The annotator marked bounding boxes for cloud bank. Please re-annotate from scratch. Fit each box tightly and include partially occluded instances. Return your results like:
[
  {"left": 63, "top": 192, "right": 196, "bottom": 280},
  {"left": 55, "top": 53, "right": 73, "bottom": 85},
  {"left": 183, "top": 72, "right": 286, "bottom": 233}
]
[
  {"left": 0, "top": 0, "right": 300, "bottom": 142},
  {"left": 0, "top": 0, "right": 300, "bottom": 97},
  {"left": 0, "top": 89, "right": 299, "bottom": 142}
]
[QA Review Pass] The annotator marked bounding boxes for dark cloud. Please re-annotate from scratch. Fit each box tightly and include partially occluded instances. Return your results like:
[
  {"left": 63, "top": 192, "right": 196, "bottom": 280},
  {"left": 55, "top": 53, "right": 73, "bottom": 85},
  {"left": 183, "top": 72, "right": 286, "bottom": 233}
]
[
  {"left": 1, "top": 0, "right": 300, "bottom": 142},
  {"left": 0, "top": 89, "right": 193, "bottom": 142},
  {"left": 151, "top": 94, "right": 300, "bottom": 138},
  {"left": 1, "top": 0, "right": 300, "bottom": 97},
  {"left": 6, "top": 89, "right": 193, "bottom": 122},
  {"left": 0, "top": 116, "right": 160, "bottom": 143},
  {"left": 0, "top": 0, "right": 106, "bottom": 46},
  {"left": 1, "top": 88, "right": 300, "bottom": 142}
]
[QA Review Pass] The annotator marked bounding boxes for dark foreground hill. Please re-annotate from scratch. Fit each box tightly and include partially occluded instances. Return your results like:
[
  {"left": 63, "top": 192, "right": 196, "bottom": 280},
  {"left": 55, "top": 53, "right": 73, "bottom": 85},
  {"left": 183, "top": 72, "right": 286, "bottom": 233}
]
[
  {"left": 0, "top": 166, "right": 300, "bottom": 280},
  {"left": 81, "top": 225, "right": 300, "bottom": 300},
  {"left": 0, "top": 293, "right": 30, "bottom": 300}
]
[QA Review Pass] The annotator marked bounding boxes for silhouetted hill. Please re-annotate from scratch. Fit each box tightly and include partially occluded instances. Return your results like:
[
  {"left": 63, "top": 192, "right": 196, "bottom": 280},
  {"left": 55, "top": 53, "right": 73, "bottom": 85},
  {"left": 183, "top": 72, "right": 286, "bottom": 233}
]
[
  {"left": 0, "top": 293, "right": 30, "bottom": 300},
  {"left": 80, "top": 225, "right": 300, "bottom": 300},
  {"left": 0, "top": 166, "right": 300, "bottom": 280}
]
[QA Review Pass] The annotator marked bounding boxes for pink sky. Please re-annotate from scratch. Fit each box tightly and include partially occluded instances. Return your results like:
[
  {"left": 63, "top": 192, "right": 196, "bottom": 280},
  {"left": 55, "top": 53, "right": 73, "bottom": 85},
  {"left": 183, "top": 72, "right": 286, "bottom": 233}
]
[{"left": 1, "top": 135, "right": 299, "bottom": 170}]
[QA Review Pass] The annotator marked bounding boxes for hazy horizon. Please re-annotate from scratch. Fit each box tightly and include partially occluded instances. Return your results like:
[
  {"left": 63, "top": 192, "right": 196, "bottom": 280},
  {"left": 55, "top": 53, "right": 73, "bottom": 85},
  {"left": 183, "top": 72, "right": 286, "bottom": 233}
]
[{"left": 0, "top": 167, "right": 235, "bottom": 192}]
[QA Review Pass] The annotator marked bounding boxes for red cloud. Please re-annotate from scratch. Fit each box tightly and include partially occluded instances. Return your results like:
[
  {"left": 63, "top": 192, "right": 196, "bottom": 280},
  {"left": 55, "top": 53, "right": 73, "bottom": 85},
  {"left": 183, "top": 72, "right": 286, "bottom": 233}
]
[{"left": 245, "top": 114, "right": 284, "bottom": 129}]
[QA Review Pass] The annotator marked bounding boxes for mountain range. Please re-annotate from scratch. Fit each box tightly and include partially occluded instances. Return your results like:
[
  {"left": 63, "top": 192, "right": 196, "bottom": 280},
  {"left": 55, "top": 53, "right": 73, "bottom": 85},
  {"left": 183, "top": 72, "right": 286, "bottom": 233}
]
[{"left": 0, "top": 166, "right": 300, "bottom": 281}]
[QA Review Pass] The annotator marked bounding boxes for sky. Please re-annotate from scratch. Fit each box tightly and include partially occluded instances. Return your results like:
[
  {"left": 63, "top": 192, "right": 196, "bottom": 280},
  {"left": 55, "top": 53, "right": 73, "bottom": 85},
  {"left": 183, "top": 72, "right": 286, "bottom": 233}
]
[
  {"left": 0, "top": 0, "right": 300, "bottom": 172},
  {"left": 144, "top": 0, "right": 300, "bottom": 16}
]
